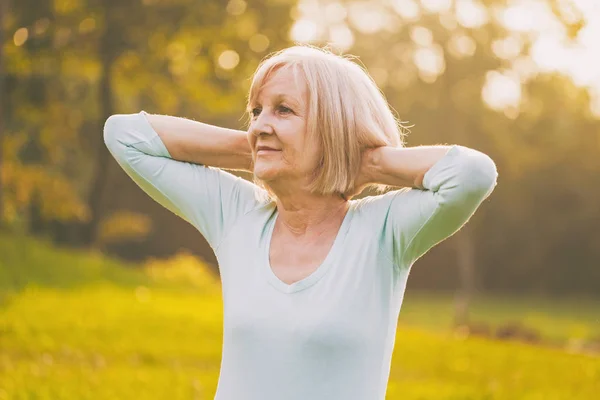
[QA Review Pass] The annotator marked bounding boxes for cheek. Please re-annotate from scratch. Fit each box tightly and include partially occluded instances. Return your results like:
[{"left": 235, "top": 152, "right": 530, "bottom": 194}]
[
  {"left": 301, "top": 139, "right": 321, "bottom": 168},
  {"left": 280, "top": 149, "right": 317, "bottom": 174}
]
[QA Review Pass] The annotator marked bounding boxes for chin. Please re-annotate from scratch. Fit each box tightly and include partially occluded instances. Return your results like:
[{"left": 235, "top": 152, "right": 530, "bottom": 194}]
[{"left": 253, "top": 165, "right": 282, "bottom": 182}]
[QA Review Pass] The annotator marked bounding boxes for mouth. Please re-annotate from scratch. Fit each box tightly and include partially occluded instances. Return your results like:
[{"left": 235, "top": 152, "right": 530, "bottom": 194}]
[{"left": 256, "top": 145, "right": 281, "bottom": 155}]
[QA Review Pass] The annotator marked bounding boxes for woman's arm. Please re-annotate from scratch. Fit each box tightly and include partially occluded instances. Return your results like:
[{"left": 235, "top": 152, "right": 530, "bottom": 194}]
[
  {"left": 144, "top": 112, "right": 253, "bottom": 171},
  {"left": 360, "top": 145, "right": 453, "bottom": 189},
  {"left": 360, "top": 144, "right": 498, "bottom": 268},
  {"left": 103, "top": 112, "right": 263, "bottom": 250}
]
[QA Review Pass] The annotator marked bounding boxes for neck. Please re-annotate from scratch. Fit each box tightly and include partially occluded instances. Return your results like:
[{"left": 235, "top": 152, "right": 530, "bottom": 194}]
[{"left": 271, "top": 187, "right": 349, "bottom": 238}]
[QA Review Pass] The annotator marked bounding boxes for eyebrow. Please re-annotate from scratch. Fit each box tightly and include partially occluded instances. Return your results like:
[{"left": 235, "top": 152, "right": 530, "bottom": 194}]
[{"left": 254, "top": 93, "right": 301, "bottom": 108}]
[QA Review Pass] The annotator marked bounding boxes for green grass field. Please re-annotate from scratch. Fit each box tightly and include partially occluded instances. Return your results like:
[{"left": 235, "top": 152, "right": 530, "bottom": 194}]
[{"left": 1, "top": 233, "right": 599, "bottom": 399}]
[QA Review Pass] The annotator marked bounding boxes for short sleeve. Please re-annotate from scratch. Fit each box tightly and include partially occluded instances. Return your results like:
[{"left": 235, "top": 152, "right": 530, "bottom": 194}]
[
  {"left": 387, "top": 145, "right": 498, "bottom": 268},
  {"left": 103, "top": 111, "right": 265, "bottom": 251}
]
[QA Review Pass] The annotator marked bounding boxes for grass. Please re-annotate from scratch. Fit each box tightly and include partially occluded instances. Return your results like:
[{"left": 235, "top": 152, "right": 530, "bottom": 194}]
[
  {"left": 399, "top": 291, "right": 600, "bottom": 343},
  {"left": 0, "top": 233, "right": 599, "bottom": 399}
]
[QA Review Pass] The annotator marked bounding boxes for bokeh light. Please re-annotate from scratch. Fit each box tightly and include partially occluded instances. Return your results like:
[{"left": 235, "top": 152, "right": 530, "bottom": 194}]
[
  {"left": 3, "top": 1, "right": 600, "bottom": 399},
  {"left": 447, "top": 33, "right": 477, "bottom": 59},
  {"left": 482, "top": 70, "right": 522, "bottom": 111},
  {"left": 290, "top": 19, "right": 319, "bottom": 42},
  {"left": 79, "top": 17, "right": 96, "bottom": 34},
  {"left": 226, "top": 0, "right": 247, "bottom": 16},
  {"left": 456, "top": 0, "right": 489, "bottom": 29},
  {"left": 391, "top": 0, "right": 421, "bottom": 22},
  {"left": 13, "top": 27, "right": 28, "bottom": 46},
  {"left": 217, "top": 50, "right": 240, "bottom": 70},
  {"left": 290, "top": 0, "right": 600, "bottom": 115},
  {"left": 249, "top": 34, "right": 270, "bottom": 53}
]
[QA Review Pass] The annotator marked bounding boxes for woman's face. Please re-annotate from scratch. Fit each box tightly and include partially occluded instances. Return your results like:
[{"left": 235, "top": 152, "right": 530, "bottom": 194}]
[{"left": 247, "top": 67, "right": 319, "bottom": 187}]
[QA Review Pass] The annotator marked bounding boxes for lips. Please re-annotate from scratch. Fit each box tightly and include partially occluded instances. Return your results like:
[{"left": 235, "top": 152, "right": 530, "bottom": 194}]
[{"left": 256, "top": 145, "right": 280, "bottom": 151}]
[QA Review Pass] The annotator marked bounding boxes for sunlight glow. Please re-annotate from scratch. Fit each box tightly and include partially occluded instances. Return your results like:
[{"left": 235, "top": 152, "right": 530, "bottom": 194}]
[
  {"left": 410, "top": 26, "right": 434, "bottom": 47},
  {"left": 295, "top": 0, "right": 321, "bottom": 19},
  {"left": 290, "top": 19, "right": 319, "bottom": 42},
  {"left": 217, "top": 50, "right": 240, "bottom": 70},
  {"left": 511, "top": 56, "right": 539, "bottom": 83},
  {"left": 491, "top": 35, "right": 523, "bottom": 60},
  {"left": 497, "top": 0, "right": 600, "bottom": 114},
  {"left": 447, "top": 33, "right": 477, "bottom": 59},
  {"left": 530, "top": 35, "right": 569, "bottom": 72},
  {"left": 420, "top": 0, "right": 452, "bottom": 14},
  {"left": 498, "top": 0, "right": 563, "bottom": 33},
  {"left": 348, "top": 2, "right": 388, "bottom": 34},
  {"left": 555, "top": 0, "right": 583, "bottom": 25},
  {"left": 439, "top": 12, "right": 458, "bottom": 30},
  {"left": 456, "top": 0, "right": 489, "bottom": 29},
  {"left": 329, "top": 24, "right": 355, "bottom": 52},
  {"left": 325, "top": 2, "right": 347, "bottom": 24},
  {"left": 590, "top": 92, "right": 600, "bottom": 119},
  {"left": 290, "top": 0, "right": 600, "bottom": 116},
  {"left": 391, "top": 0, "right": 421, "bottom": 22},
  {"left": 482, "top": 71, "right": 521, "bottom": 111},
  {"left": 414, "top": 44, "right": 446, "bottom": 83}
]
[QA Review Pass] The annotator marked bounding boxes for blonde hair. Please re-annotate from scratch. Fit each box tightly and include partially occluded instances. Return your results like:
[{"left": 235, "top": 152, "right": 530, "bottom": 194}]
[{"left": 244, "top": 43, "right": 410, "bottom": 200}]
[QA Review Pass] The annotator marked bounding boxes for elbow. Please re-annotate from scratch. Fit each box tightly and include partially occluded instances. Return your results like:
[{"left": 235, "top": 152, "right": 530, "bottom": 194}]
[
  {"left": 102, "top": 112, "right": 171, "bottom": 160},
  {"left": 103, "top": 114, "right": 123, "bottom": 151},
  {"left": 103, "top": 113, "right": 141, "bottom": 153},
  {"left": 461, "top": 150, "right": 498, "bottom": 198}
]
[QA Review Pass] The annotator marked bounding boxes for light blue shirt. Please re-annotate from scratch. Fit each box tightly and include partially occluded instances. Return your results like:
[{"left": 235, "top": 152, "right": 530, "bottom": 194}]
[{"left": 104, "top": 111, "right": 498, "bottom": 400}]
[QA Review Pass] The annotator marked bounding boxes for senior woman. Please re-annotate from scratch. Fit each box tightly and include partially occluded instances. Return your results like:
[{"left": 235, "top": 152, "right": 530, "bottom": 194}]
[{"left": 104, "top": 45, "right": 497, "bottom": 400}]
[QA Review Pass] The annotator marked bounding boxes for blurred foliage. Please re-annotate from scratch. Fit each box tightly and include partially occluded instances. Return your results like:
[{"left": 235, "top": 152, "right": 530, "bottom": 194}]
[
  {"left": 2, "top": 2, "right": 599, "bottom": 397},
  {"left": 0, "top": 232, "right": 218, "bottom": 298},
  {"left": 2, "top": 286, "right": 598, "bottom": 399},
  {"left": 1, "top": 0, "right": 599, "bottom": 295},
  {"left": 96, "top": 210, "right": 152, "bottom": 245},
  {"left": 303, "top": 0, "right": 600, "bottom": 296},
  {"left": 0, "top": 233, "right": 599, "bottom": 399},
  {"left": 2, "top": 0, "right": 296, "bottom": 242},
  {"left": 0, "top": 232, "right": 151, "bottom": 297},
  {"left": 144, "top": 251, "right": 221, "bottom": 294}
]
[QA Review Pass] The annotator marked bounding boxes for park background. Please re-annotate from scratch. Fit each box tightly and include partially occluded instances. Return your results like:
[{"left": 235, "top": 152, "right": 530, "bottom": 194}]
[{"left": 0, "top": 0, "right": 599, "bottom": 398}]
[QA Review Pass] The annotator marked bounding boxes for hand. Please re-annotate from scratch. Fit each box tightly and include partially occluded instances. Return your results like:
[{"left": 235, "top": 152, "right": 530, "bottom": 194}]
[{"left": 343, "top": 147, "right": 379, "bottom": 199}]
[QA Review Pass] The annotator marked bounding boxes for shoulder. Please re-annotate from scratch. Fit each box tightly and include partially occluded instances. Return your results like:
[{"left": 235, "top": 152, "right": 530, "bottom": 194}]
[
  {"left": 352, "top": 187, "right": 419, "bottom": 214},
  {"left": 349, "top": 187, "right": 422, "bottom": 230}
]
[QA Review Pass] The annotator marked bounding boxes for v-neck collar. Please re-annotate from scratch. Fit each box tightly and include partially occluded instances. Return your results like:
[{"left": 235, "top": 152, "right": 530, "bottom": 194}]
[{"left": 261, "top": 202, "right": 355, "bottom": 294}]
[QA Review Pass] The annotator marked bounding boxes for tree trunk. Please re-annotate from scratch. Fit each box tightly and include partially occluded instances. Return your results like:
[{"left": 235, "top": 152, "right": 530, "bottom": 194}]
[
  {"left": 81, "top": 3, "right": 119, "bottom": 247},
  {"left": 454, "top": 224, "right": 477, "bottom": 327},
  {"left": 0, "top": 0, "right": 6, "bottom": 229}
]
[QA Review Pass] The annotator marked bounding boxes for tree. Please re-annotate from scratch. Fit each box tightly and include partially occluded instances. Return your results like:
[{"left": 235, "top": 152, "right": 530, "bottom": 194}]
[
  {"left": 299, "top": 0, "right": 600, "bottom": 301},
  {"left": 0, "top": 0, "right": 6, "bottom": 229}
]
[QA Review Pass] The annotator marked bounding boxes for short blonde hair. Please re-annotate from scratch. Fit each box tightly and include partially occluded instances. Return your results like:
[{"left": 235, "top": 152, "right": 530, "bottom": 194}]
[{"left": 245, "top": 43, "right": 409, "bottom": 200}]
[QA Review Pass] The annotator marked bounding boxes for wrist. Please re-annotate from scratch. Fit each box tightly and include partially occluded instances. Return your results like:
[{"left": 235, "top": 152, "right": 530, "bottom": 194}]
[
  {"left": 360, "top": 146, "right": 385, "bottom": 186},
  {"left": 234, "top": 132, "right": 253, "bottom": 171}
]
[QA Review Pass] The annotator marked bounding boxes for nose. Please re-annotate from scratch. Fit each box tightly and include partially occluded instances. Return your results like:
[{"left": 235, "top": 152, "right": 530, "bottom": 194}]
[{"left": 250, "top": 109, "right": 275, "bottom": 137}]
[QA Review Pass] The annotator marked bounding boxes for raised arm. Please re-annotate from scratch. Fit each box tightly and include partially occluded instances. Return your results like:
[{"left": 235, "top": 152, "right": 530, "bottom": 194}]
[
  {"left": 359, "top": 144, "right": 454, "bottom": 189},
  {"left": 103, "top": 111, "right": 264, "bottom": 251},
  {"left": 143, "top": 111, "right": 253, "bottom": 171},
  {"left": 364, "top": 145, "right": 498, "bottom": 268}
]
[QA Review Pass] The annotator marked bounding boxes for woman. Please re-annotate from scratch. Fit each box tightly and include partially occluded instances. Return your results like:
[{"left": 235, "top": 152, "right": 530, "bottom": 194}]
[{"left": 104, "top": 45, "right": 497, "bottom": 400}]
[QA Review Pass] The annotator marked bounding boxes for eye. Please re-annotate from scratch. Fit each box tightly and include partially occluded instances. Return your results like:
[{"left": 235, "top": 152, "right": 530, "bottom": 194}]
[
  {"left": 250, "top": 105, "right": 292, "bottom": 117},
  {"left": 249, "top": 107, "right": 261, "bottom": 118}
]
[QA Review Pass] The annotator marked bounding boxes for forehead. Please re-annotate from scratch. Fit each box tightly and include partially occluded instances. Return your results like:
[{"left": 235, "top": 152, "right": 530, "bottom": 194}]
[{"left": 256, "top": 66, "right": 307, "bottom": 105}]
